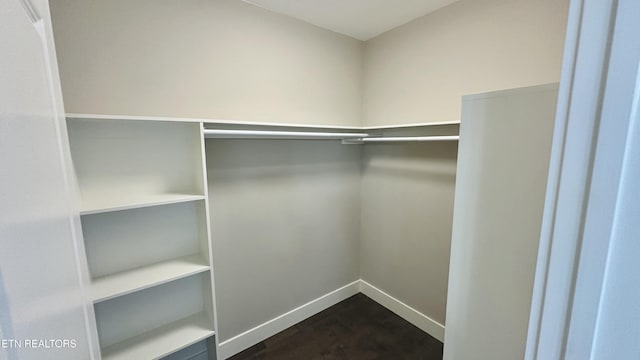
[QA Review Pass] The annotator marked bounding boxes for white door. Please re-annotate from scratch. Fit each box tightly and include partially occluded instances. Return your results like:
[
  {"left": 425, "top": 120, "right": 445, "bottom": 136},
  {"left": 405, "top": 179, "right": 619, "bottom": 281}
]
[{"left": 0, "top": 0, "right": 96, "bottom": 359}]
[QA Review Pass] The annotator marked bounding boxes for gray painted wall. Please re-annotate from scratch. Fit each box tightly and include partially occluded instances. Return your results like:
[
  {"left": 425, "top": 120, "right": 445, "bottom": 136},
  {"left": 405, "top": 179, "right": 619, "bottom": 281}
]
[
  {"left": 50, "top": 0, "right": 364, "bottom": 127},
  {"left": 363, "top": 0, "right": 569, "bottom": 126},
  {"left": 206, "top": 140, "right": 362, "bottom": 341},
  {"left": 360, "top": 142, "right": 458, "bottom": 326},
  {"left": 357, "top": 0, "right": 568, "bottom": 333}
]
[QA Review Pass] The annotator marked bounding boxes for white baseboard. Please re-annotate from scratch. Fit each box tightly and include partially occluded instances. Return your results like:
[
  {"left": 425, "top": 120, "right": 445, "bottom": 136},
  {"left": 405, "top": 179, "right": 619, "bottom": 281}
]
[
  {"left": 217, "top": 280, "right": 360, "bottom": 359},
  {"left": 218, "top": 279, "right": 445, "bottom": 358},
  {"left": 359, "top": 280, "right": 445, "bottom": 342}
]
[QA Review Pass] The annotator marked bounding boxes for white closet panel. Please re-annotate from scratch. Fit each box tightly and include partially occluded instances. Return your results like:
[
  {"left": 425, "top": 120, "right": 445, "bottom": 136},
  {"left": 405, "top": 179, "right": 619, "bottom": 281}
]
[{"left": 444, "top": 84, "right": 558, "bottom": 360}]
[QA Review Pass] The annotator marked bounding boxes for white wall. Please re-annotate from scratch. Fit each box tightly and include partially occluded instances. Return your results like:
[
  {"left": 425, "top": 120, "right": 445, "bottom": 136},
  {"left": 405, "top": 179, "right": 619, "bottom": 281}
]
[
  {"left": 50, "top": 0, "right": 364, "bottom": 127},
  {"left": 363, "top": 0, "right": 569, "bottom": 126},
  {"left": 205, "top": 140, "right": 361, "bottom": 342}
]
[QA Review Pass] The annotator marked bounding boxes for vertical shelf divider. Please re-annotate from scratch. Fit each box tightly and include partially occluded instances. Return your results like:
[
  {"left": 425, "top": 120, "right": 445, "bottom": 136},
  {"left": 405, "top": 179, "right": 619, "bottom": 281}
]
[{"left": 198, "top": 121, "right": 221, "bottom": 360}]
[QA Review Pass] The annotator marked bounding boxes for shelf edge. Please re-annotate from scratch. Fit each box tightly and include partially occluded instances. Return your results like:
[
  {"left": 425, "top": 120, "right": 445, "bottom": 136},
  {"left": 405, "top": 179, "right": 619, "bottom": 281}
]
[{"left": 80, "top": 194, "right": 206, "bottom": 216}]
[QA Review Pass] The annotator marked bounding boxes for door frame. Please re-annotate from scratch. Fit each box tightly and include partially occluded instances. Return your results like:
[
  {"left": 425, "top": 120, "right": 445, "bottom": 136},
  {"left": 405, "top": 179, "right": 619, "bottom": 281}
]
[
  {"left": 525, "top": 0, "right": 640, "bottom": 358},
  {"left": 14, "top": 0, "right": 101, "bottom": 357}
]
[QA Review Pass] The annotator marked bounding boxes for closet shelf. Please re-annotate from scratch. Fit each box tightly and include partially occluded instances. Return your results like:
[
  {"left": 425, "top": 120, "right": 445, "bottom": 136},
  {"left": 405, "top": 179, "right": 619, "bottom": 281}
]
[
  {"left": 80, "top": 193, "right": 206, "bottom": 215},
  {"left": 67, "top": 113, "right": 362, "bottom": 130},
  {"left": 100, "top": 313, "right": 214, "bottom": 360},
  {"left": 92, "top": 254, "right": 210, "bottom": 303},
  {"left": 67, "top": 113, "right": 460, "bottom": 131}
]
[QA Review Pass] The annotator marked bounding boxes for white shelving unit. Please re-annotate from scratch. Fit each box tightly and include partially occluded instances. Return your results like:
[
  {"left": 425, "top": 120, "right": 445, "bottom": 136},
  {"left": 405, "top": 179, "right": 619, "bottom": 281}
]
[
  {"left": 67, "top": 112, "right": 460, "bottom": 133},
  {"left": 66, "top": 117, "right": 218, "bottom": 359},
  {"left": 65, "top": 113, "right": 461, "bottom": 359}
]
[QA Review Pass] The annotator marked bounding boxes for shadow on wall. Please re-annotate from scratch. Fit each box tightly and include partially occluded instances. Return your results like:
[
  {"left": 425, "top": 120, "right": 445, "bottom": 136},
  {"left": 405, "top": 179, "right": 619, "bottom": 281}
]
[
  {"left": 362, "top": 142, "right": 458, "bottom": 184},
  {"left": 205, "top": 138, "right": 362, "bottom": 341},
  {"left": 205, "top": 139, "right": 363, "bottom": 182}
]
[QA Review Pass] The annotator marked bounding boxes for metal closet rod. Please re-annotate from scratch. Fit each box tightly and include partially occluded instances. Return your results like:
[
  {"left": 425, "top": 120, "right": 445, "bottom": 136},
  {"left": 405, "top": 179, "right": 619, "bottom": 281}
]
[
  {"left": 203, "top": 129, "right": 459, "bottom": 142},
  {"left": 203, "top": 129, "right": 368, "bottom": 139},
  {"left": 361, "top": 135, "right": 459, "bottom": 142}
]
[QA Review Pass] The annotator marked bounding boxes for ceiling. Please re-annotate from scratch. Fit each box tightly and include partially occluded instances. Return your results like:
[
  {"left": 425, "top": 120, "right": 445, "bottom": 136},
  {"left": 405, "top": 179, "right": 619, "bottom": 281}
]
[{"left": 241, "top": 0, "right": 460, "bottom": 41}]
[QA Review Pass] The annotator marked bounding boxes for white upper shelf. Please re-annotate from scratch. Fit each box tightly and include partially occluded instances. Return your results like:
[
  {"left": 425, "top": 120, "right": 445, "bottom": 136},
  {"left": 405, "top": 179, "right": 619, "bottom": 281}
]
[{"left": 66, "top": 113, "right": 460, "bottom": 131}]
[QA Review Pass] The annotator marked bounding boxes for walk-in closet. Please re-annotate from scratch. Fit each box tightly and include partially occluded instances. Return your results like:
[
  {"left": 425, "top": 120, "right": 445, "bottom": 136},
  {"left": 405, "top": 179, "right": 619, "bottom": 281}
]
[{"left": 2, "top": 0, "right": 573, "bottom": 359}]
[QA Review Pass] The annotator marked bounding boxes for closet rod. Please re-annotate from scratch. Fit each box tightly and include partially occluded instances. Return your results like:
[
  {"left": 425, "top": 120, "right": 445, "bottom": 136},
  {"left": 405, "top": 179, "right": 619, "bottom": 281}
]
[
  {"left": 203, "top": 129, "right": 368, "bottom": 139},
  {"left": 361, "top": 135, "right": 459, "bottom": 142}
]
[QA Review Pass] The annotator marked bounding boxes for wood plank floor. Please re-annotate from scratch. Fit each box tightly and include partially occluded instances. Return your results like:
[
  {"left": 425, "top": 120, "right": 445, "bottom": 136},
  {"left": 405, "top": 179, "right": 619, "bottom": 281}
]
[{"left": 229, "top": 293, "right": 443, "bottom": 359}]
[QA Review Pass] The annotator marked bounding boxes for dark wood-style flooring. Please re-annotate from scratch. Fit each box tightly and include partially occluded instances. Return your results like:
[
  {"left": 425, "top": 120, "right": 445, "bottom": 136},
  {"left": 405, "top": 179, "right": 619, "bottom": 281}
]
[{"left": 229, "top": 293, "right": 443, "bottom": 360}]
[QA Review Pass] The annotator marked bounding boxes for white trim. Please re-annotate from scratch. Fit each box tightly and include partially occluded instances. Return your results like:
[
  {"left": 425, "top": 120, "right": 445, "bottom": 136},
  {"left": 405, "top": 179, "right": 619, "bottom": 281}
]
[
  {"left": 217, "top": 281, "right": 360, "bottom": 359},
  {"left": 67, "top": 113, "right": 204, "bottom": 124},
  {"left": 524, "top": 1, "right": 586, "bottom": 358},
  {"left": 359, "top": 280, "right": 445, "bottom": 342},
  {"left": 210, "top": 279, "right": 447, "bottom": 358},
  {"left": 39, "top": 5, "right": 101, "bottom": 358},
  {"left": 17, "top": 0, "right": 40, "bottom": 24},
  {"left": 198, "top": 123, "right": 222, "bottom": 360},
  {"left": 562, "top": 0, "right": 640, "bottom": 357}
]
